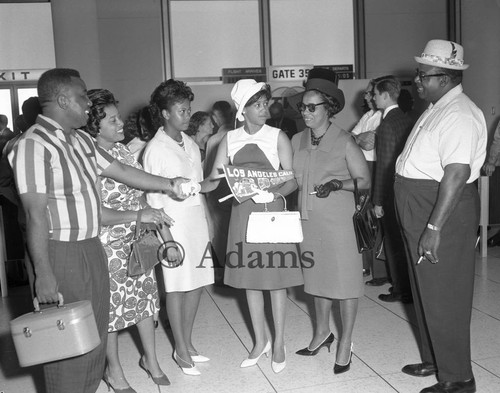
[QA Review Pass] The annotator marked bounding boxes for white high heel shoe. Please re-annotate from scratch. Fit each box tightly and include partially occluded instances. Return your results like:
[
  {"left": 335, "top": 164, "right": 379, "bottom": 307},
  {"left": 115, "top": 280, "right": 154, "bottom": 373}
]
[
  {"left": 240, "top": 341, "right": 271, "bottom": 368},
  {"left": 173, "top": 350, "right": 201, "bottom": 376},
  {"left": 189, "top": 349, "right": 210, "bottom": 363},
  {"left": 271, "top": 346, "right": 286, "bottom": 374}
]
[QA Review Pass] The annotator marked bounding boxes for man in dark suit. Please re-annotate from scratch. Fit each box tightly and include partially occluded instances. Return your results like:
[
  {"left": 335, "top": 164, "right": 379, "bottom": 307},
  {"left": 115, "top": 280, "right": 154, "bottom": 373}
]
[{"left": 371, "top": 76, "right": 413, "bottom": 303}]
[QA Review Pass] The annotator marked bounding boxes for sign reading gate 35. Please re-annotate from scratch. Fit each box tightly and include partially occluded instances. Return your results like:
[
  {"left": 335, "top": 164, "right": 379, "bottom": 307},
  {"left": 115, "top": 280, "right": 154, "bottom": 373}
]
[
  {"left": 268, "top": 65, "right": 314, "bottom": 82},
  {"left": 268, "top": 64, "right": 354, "bottom": 82}
]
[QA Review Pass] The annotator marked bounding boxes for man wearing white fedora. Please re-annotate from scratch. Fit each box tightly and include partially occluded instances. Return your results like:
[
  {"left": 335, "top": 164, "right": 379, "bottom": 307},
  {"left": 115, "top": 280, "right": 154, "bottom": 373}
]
[{"left": 394, "top": 40, "right": 486, "bottom": 393}]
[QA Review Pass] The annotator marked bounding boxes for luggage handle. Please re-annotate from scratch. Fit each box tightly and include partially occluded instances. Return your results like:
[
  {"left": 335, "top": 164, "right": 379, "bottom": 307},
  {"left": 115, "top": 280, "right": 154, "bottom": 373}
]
[{"left": 33, "top": 292, "right": 65, "bottom": 313}]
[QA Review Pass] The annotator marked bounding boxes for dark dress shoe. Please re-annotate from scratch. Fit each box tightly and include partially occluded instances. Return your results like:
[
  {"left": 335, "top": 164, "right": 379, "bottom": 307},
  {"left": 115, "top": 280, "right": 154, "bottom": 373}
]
[
  {"left": 333, "top": 343, "right": 353, "bottom": 374},
  {"left": 365, "top": 277, "right": 389, "bottom": 286},
  {"left": 296, "top": 332, "right": 334, "bottom": 356},
  {"left": 420, "top": 377, "right": 476, "bottom": 393},
  {"left": 402, "top": 362, "right": 437, "bottom": 377},
  {"left": 379, "top": 292, "right": 413, "bottom": 303}
]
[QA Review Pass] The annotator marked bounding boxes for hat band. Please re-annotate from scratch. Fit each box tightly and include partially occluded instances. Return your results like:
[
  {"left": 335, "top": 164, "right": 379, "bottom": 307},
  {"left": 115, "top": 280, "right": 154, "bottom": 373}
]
[{"left": 420, "top": 53, "right": 464, "bottom": 67}]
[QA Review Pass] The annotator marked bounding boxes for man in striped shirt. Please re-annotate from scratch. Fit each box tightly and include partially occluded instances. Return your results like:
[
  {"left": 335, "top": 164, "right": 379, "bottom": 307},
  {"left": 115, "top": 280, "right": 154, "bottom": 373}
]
[{"left": 9, "top": 68, "right": 189, "bottom": 393}]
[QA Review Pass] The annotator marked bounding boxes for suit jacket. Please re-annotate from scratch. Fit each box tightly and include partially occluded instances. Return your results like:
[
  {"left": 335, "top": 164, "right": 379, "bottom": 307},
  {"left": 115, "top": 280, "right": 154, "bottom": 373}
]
[{"left": 373, "top": 107, "right": 413, "bottom": 206}]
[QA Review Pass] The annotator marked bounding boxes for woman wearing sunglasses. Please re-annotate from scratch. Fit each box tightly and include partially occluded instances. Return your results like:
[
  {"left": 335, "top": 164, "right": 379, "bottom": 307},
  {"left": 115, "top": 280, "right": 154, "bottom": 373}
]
[{"left": 291, "top": 68, "right": 370, "bottom": 374}]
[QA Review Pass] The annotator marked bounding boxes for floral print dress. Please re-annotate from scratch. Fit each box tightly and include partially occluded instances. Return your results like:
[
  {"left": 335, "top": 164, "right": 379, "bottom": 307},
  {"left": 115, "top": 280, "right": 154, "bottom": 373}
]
[{"left": 99, "top": 142, "right": 160, "bottom": 332}]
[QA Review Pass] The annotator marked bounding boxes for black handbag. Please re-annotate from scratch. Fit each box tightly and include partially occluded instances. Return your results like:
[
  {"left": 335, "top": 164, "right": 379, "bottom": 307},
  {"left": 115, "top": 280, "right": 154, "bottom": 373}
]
[
  {"left": 352, "top": 179, "right": 379, "bottom": 253},
  {"left": 127, "top": 210, "right": 162, "bottom": 277}
]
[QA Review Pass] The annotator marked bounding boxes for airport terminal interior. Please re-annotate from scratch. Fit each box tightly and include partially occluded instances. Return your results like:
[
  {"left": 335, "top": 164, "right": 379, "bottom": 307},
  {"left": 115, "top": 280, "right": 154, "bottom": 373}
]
[{"left": 1, "top": 1, "right": 500, "bottom": 392}]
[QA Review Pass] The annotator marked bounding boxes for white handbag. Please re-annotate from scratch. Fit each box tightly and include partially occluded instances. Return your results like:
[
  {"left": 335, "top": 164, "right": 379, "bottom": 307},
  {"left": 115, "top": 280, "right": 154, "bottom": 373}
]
[{"left": 246, "top": 194, "right": 303, "bottom": 244}]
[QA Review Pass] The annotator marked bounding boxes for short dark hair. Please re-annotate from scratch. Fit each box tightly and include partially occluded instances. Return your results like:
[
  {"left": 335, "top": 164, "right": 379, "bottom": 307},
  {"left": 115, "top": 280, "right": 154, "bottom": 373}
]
[
  {"left": 245, "top": 84, "right": 272, "bottom": 107},
  {"left": 374, "top": 75, "right": 401, "bottom": 101},
  {"left": 37, "top": 68, "right": 81, "bottom": 107},
  {"left": 135, "top": 106, "right": 157, "bottom": 141},
  {"left": 22, "top": 97, "right": 42, "bottom": 127},
  {"left": 84, "top": 89, "right": 118, "bottom": 137},
  {"left": 438, "top": 67, "right": 463, "bottom": 84},
  {"left": 149, "top": 79, "right": 194, "bottom": 130},
  {"left": 212, "top": 100, "right": 233, "bottom": 125},
  {"left": 186, "top": 111, "right": 210, "bottom": 137}
]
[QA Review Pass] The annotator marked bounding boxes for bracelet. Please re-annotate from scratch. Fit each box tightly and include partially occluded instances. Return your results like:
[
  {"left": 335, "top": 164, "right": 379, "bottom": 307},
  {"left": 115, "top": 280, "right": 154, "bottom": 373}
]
[{"left": 427, "top": 223, "right": 440, "bottom": 231}]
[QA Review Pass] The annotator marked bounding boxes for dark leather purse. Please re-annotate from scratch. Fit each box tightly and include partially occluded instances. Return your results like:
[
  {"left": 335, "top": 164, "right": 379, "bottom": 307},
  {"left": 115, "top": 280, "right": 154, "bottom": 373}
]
[
  {"left": 352, "top": 179, "right": 379, "bottom": 253},
  {"left": 127, "top": 210, "right": 162, "bottom": 277}
]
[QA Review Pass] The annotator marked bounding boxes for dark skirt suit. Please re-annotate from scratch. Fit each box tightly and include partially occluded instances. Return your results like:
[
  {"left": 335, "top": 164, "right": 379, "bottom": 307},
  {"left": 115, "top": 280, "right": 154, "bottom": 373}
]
[{"left": 291, "top": 125, "right": 363, "bottom": 299}]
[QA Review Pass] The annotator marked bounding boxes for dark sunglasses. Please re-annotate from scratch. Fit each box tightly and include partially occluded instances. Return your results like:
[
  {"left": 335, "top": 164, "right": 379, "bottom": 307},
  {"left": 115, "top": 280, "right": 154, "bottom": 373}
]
[
  {"left": 297, "top": 102, "right": 326, "bottom": 113},
  {"left": 415, "top": 68, "right": 448, "bottom": 82}
]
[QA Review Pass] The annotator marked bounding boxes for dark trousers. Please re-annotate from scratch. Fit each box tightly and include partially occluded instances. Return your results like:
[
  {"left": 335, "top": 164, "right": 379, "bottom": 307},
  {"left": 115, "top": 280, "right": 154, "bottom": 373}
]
[
  {"left": 381, "top": 192, "right": 410, "bottom": 295},
  {"left": 44, "top": 237, "right": 110, "bottom": 393},
  {"left": 394, "top": 175, "right": 478, "bottom": 382},
  {"left": 363, "top": 161, "right": 388, "bottom": 278}
]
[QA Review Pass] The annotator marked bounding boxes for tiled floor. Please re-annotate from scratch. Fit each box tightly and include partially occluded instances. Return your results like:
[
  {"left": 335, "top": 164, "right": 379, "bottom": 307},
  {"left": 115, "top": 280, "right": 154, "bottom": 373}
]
[{"left": 2, "top": 249, "right": 500, "bottom": 393}]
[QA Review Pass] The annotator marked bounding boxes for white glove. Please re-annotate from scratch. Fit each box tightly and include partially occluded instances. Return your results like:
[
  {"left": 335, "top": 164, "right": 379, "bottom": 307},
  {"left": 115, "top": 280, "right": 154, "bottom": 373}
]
[
  {"left": 251, "top": 190, "right": 274, "bottom": 204},
  {"left": 180, "top": 180, "right": 201, "bottom": 196}
]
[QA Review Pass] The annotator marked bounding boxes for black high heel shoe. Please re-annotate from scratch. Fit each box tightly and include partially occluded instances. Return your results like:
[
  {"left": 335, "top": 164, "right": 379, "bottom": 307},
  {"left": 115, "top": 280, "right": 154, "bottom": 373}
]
[
  {"left": 296, "top": 332, "right": 335, "bottom": 356},
  {"left": 333, "top": 342, "right": 353, "bottom": 374},
  {"left": 139, "top": 356, "right": 170, "bottom": 386},
  {"left": 102, "top": 372, "right": 137, "bottom": 393}
]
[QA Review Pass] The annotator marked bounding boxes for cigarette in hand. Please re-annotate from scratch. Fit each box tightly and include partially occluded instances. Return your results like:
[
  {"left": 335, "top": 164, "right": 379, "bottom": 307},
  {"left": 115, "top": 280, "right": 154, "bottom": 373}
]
[
  {"left": 416, "top": 255, "right": 425, "bottom": 265},
  {"left": 309, "top": 191, "right": 317, "bottom": 195}
]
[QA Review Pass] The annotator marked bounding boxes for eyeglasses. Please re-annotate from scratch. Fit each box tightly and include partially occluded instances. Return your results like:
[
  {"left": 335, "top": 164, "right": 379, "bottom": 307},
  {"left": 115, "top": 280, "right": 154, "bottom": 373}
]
[
  {"left": 297, "top": 102, "right": 326, "bottom": 113},
  {"left": 415, "top": 68, "right": 448, "bottom": 82}
]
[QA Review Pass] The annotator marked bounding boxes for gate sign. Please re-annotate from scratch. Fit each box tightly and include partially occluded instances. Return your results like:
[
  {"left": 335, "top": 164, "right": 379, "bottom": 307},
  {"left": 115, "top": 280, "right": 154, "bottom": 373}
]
[{"left": 268, "top": 65, "right": 314, "bottom": 82}]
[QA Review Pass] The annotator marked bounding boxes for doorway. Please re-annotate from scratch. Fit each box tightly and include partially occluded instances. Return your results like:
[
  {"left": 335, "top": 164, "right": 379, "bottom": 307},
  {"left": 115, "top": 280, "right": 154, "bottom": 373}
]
[{"left": 0, "top": 83, "right": 38, "bottom": 133}]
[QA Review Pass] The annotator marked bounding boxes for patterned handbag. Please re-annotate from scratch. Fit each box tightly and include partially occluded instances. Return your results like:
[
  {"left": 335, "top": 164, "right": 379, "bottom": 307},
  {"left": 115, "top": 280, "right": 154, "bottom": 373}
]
[
  {"left": 246, "top": 193, "right": 303, "bottom": 244},
  {"left": 128, "top": 210, "right": 162, "bottom": 277}
]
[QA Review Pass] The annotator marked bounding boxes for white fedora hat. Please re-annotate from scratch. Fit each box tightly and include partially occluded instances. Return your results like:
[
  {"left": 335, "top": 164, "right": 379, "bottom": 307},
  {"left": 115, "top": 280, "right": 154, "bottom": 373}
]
[{"left": 415, "top": 39, "right": 469, "bottom": 70}]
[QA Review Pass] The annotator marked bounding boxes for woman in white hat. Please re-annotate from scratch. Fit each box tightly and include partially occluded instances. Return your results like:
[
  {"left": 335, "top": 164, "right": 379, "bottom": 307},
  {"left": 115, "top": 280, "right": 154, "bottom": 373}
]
[{"left": 202, "top": 79, "right": 303, "bottom": 373}]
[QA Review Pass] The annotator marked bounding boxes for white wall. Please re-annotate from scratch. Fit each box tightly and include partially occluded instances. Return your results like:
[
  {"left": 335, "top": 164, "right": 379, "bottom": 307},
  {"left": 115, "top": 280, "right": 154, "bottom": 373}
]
[
  {"left": 461, "top": 0, "right": 500, "bottom": 133},
  {"left": 0, "top": 3, "right": 56, "bottom": 70}
]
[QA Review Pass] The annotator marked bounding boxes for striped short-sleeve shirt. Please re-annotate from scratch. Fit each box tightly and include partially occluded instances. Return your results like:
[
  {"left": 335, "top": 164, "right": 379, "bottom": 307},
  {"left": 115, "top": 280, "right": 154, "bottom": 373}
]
[{"left": 9, "top": 115, "right": 114, "bottom": 241}]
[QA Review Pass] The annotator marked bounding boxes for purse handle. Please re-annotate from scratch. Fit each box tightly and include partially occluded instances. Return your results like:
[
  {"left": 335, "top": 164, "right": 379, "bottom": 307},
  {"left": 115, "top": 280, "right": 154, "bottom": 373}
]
[
  {"left": 134, "top": 210, "right": 158, "bottom": 239},
  {"left": 353, "top": 178, "right": 370, "bottom": 212},
  {"left": 264, "top": 192, "right": 286, "bottom": 212},
  {"left": 134, "top": 209, "right": 144, "bottom": 239},
  {"left": 353, "top": 178, "right": 360, "bottom": 205}
]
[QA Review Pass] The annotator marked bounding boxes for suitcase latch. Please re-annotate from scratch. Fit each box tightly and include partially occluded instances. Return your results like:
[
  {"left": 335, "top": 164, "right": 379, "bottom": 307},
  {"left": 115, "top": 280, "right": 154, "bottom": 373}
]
[
  {"left": 57, "top": 320, "right": 65, "bottom": 330},
  {"left": 23, "top": 327, "right": 32, "bottom": 338}
]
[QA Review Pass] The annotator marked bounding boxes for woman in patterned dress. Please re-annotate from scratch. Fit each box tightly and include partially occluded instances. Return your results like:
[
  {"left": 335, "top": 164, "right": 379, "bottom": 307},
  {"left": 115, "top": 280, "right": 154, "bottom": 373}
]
[
  {"left": 85, "top": 89, "right": 173, "bottom": 392},
  {"left": 201, "top": 80, "right": 303, "bottom": 374}
]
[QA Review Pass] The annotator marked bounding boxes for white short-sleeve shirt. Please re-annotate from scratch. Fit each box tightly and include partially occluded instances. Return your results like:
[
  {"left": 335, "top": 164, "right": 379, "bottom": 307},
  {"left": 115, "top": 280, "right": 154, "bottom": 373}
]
[{"left": 396, "top": 84, "right": 487, "bottom": 183}]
